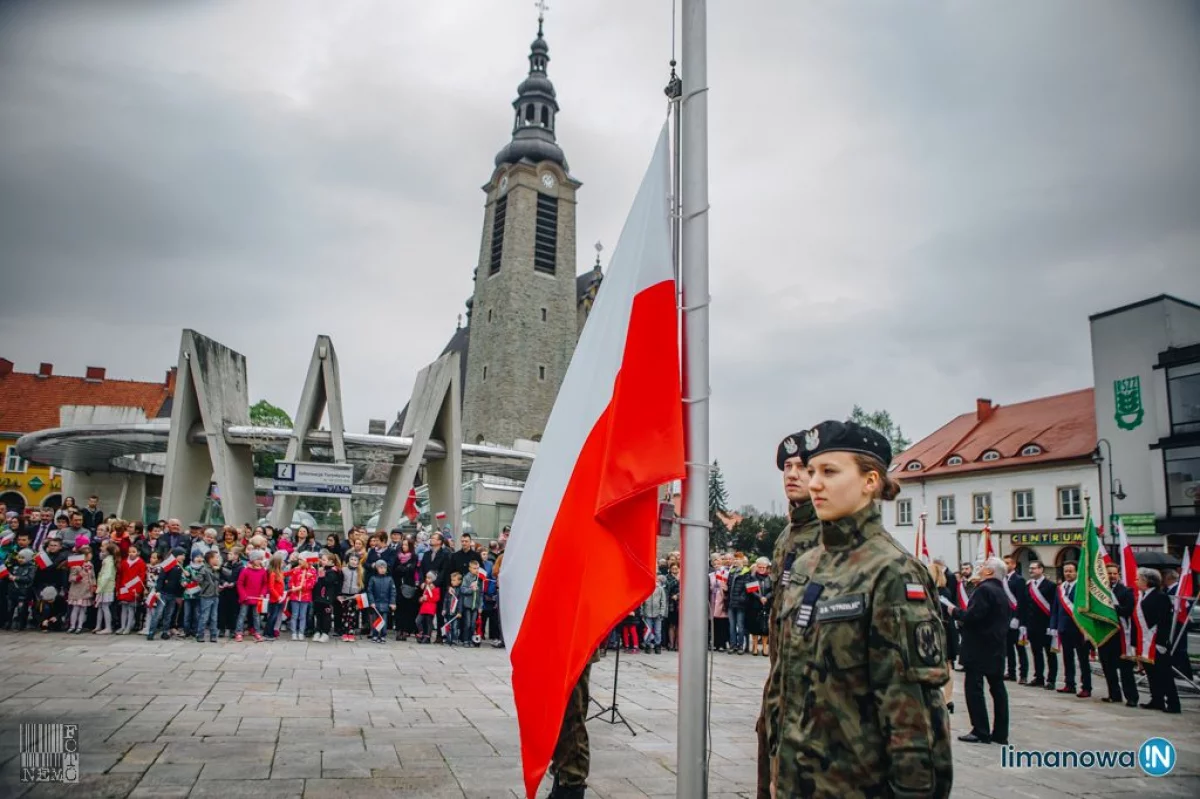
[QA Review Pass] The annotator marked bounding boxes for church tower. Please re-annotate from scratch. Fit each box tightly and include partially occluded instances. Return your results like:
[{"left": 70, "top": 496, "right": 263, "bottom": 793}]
[{"left": 462, "top": 16, "right": 580, "bottom": 447}]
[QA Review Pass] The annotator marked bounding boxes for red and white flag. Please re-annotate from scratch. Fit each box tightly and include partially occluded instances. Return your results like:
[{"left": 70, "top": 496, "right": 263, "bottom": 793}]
[
  {"left": 745, "top": 581, "right": 761, "bottom": 595},
  {"left": 977, "top": 524, "right": 994, "bottom": 562},
  {"left": 354, "top": 594, "right": 370, "bottom": 610},
  {"left": 34, "top": 551, "right": 53, "bottom": 570},
  {"left": 915, "top": 513, "right": 930, "bottom": 565},
  {"left": 435, "top": 511, "right": 447, "bottom": 522},
  {"left": 371, "top": 612, "right": 386, "bottom": 633},
  {"left": 1190, "top": 531, "right": 1200, "bottom": 574},
  {"left": 146, "top": 590, "right": 161, "bottom": 608},
  {"left": 67, "top": 554, "right": 87, "bottom": 569},
  {"left": 120, "top": 576, "right": 143, "bottom": 595},
  {"left": 1174, "top": 547, "right": 1194, "bottom": 626},
  {"left": 160, "top": 554, "right": 179, "bottom": 573},
  {"left": 499, "top": 126, "right": 685, "bottom": 799},
  {"left": 404, "top": 489, "right": 420, "bottom": 522},
  {"left": 258, "top": 595, "right": 269, "bottom": 614},
  {"left": 0, "top": 531, "right": 13, "bottom": 547},
  {"left": 0, "top": 564, "right": 9, "bottom": 580},
  {"left": 1117, "top": 519, "right": 1140, "bottom": 659}
]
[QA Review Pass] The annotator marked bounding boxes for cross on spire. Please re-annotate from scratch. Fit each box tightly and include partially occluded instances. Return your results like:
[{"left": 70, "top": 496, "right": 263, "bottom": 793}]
[{"left": 535, "top": 0, "right": 549, "bottom": 33}]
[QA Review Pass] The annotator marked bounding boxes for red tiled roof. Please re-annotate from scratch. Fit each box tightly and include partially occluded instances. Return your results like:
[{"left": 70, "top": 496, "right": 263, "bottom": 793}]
[
  {"left": 0, "top": 362, "right": 173, "bottom": 435},
  {"left": 894, "top": 388, "right": 1096, "bottom": 480}
]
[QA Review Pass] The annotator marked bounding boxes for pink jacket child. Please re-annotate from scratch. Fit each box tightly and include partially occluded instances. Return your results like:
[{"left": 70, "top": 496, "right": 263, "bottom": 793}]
[
  {"left": 289, "top": 565, "right": 316, "bottom": 603},
  {"left": 236, "top": 558, "right": 270, "bottom": 606}
]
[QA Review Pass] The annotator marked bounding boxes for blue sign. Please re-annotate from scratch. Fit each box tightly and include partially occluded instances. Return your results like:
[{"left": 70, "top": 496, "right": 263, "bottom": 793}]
[{"left": 1138, "top": 738, "right": 1176, "bottom": 777}]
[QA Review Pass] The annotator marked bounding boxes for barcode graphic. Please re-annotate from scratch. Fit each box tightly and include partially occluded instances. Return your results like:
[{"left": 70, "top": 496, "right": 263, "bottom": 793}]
[{"left": 20, "top": 723, "right": 78, "bottom": 783}]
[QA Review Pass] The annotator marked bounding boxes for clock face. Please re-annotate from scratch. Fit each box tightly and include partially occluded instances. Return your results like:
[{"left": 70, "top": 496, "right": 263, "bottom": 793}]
[
  {"left": 498, "top": 175, "right": 509, "bottom": 192},
  {"left": 541, "top": 172, "right": 556, "bottom": 189}
]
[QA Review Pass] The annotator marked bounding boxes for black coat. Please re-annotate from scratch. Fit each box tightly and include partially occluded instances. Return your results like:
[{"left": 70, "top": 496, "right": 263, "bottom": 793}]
[
  {"left": 957, "top": 578, "right": 1012, "bottom": 675},
  {"left": 1050, "top": 581, "right": 1084, "bottom": 647},
  {"left": 420, "top": 547, "right": 452, "bottom": 590},
  {"left": 1004, "top": 571, "right": 1027, "bottom": 625},
  {"left": 1025, "top": 577, "right": 1056, "bottom": 632}
]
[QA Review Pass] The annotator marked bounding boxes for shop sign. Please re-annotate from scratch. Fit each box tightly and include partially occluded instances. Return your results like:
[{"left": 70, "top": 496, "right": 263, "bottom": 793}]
[
  {"left": 27, "top": 476, "right": 44, "bottom": 491},
  {"left": 1113, "top": 513, "right": 1157, "bottom": 537},
  {"left": 1010, "top": 530, "right": 1084, "bottom": 547},
  {"left": 0, "top": 477, "right": 21, "bottom": 490}
]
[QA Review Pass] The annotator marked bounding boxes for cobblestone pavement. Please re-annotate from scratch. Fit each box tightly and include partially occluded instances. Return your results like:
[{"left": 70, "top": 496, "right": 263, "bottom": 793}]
[{"left": 0, "top": 635, "right": 1196, "bottom": 798}]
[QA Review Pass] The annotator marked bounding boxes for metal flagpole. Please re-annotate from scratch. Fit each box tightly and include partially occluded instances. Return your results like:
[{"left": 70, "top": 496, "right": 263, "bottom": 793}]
[{"left": 677, "top": 0, "right": 710, "bottom": 797}]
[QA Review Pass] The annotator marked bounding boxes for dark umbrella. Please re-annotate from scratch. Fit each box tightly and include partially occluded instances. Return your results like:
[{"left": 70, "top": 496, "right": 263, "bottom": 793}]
[{"left": 1134, "top": 551, "right": 1178, "bottom": 568}]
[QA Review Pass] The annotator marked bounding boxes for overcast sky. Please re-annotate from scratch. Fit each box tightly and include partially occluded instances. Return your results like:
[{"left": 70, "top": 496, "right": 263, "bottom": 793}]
[{"left": 2, "top": 0, "right": 1198, "bottom": 513}]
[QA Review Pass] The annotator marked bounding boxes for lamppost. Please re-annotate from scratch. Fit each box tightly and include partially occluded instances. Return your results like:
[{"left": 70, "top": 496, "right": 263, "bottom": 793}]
[{"left": 1093, "top": 438, "right": 1127, "bottom": 554}]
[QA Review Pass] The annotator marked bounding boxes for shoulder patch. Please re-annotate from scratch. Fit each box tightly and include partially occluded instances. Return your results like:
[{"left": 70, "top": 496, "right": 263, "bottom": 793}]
[
  {"left": 815, "top": 593, "right": 866, "bottom": 623},
  {"left": 905, "top": 583, "right": 926, "bottom": 601},
  {"left": 914, "top": 619, "right": 942, "bottom": 666}
]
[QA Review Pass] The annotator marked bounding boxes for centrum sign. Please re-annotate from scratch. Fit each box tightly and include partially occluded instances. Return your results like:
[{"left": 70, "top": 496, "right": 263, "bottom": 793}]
[{"left": 273, "top": 462, "right": 353, "bottom": 498}]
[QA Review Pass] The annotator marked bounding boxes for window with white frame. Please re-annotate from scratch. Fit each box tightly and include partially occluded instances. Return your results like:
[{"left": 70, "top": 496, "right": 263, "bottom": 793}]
[
  {"left": 972, "top": 493, "right": 992, "bottom": 523},
  {"left": 1013, "top": 489, "right": 1035, "bottom": 521},
  {"left": 981, "top": 450, "right": 1000, "bottom": 462},
  {"left": 4, "top": 446, "right": 28, "bottom": 474},
  {"left": 896, "top": 499, "right": 913, "bottom": 526},
  {"left": 1057, "top": 486, "right": 1082, "bottom": 518},
  {"left": 937, "top": 495, "right": 955, "bottom": 524}
]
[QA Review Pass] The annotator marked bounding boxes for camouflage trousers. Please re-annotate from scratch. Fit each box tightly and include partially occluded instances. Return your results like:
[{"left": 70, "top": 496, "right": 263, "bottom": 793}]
[{"left": 551, "top": 665, "right": 592, "bottom": 787}]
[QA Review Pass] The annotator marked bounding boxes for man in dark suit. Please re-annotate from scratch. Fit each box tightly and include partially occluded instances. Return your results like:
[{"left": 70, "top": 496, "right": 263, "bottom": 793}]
[
  {"left": 951, "top": 556, "right": 1012, "bottom": 744},
  {"left": 1049, "top": 561, "right": 1093, "bottom": 697},
  {"left": 1098, "top": 563, "right": 1139, "bottom": 707},
  {"left": 1024, "top": 560, "right": 1058, "bottom": 690},
  {"left": 1163, "top": 568, "right": 1194, "bottom": 681},
  {"left": 1002, "top": 555, "right": 1029, "bottom": 684},
  {"left": 1138, "top": 568, "right": 1181, "bottom": 714}
]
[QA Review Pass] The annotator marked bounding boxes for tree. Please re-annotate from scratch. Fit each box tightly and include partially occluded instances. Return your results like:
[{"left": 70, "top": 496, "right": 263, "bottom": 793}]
[
  {"left": 848, "top": 404, "right": 912, "bottom": 457},
  {"left": 709, "top": 460, "right": 731, "bottom": 549},
  {"left": 249, "top": 399, "right": 293, "bottom": 478},
  {"left": 729, "top": 512, "right": 789, "bottom": 559}
]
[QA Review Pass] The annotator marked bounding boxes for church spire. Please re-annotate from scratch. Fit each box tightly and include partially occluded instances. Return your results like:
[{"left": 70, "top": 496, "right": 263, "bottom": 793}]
[{"left": 494, "top": 4, "right": 568, "bottom": 171}]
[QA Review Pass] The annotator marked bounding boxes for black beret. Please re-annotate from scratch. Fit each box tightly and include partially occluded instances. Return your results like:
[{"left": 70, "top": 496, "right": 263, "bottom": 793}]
[
  {"left": 776, "top": 432, "right": 807, "bottom": 470},
  {"left": 799, "top": 420, "right": 892, "bottom": 467}
]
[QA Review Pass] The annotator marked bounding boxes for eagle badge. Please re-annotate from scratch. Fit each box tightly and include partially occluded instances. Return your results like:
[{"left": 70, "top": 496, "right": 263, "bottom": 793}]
[{"left": 804, "top": 427, "right": 820, "bottom": 452}]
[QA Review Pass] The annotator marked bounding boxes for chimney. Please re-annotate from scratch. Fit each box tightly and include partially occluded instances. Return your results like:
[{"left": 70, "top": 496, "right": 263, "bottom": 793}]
[
  {"left": 0, "top": 358, "right": 12, "bottom": 378},
  {"left": 85, "top": 366, "right": 106, "bottom": 382},
  {"left": 976, "top": 398, "right": 995, "bottom": 422},
  {"left": 165, "top": 366, "right": 178, "bottom": 394},
  {"left": 38, "top": 362, "right": 53, "bottom": 378}
]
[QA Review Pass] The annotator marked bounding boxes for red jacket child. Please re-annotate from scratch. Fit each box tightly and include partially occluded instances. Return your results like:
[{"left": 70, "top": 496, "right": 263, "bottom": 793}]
[
  {"left": 419, "top": 584, "right": 441, "bottom": 616},
  {"left": 289, "top": 565, "right": 316, "bottom": 603},
  {"left": 116, "top": 554, "right": 147, "bottom": 603},
  {"left": 237, "top": 559, "right": 269, "bottom": 606},
  {"left": 267, "top": 570, "right": 285, "bottom": 604}
]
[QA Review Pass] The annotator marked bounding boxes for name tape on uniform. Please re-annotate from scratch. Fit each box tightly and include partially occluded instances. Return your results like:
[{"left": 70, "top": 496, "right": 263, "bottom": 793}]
[{"left": 814, "top": 594, "right": 865, "bottom": 623}]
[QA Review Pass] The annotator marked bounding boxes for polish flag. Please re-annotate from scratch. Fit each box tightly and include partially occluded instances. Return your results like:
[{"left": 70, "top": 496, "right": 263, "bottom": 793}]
[
  {"left": 404, "top": 489, "right": 420, "bottom": 522},
  {"left": 977, "top": 524, "right": 994, "bottom": 562},
  {"left": 745, "top": 582, "right": 761, "bottom": 595},
  {"left": 435, "top": 512, "right": 447, "bottom": 522},
  {"left": 1190, "top": 531, "right": 1200, "bottom": 574},
  {"left": 67, "top": 554, "right": 87, "bottom": 568},
  {"left": 500, "top": 126, "right": 685, "bottom": 799},
  {"left": 0, "top": 564, "right": 9, "bottom": 580},
  {"left": 915, "top": 513, "right": 930, "bottom": 565},
  {"left": 354, "top": 594, "right": 370, "bottom": 610},
  {"left": 35, "top": 551, "right": 54, "bottom": 570},
  {"left": 160, "top": 554, "right": 179, "bottom": 573},
  {"left": 0, "top": 531, "right": 13, "bottom": 546},
  {"left": 258, "top": 595, "right": 269, "bottom": 614},
  {"left": 371, "top": 613, "right": 386, "bottom": 633},
  {"left": 1175, "top": 547, "right": 1194, "bottom": 626},
  {"left": 1117, "top": 520, "right": 1139, "bottom": 659},
  {"left": 146, "top": 590, "right": 161, "bottom": 608}
]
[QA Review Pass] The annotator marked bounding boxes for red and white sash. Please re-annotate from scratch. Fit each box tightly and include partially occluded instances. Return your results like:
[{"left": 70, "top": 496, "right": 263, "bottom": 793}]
[
  {"left": 1028, "top": 580, "right": 1051, "bottom": 616},
  {"left": 1134, "top": 589, "right": 1157, "bottom": 664},
  {"left": 1002, "top": 576, "right": 1019, "bottom": 611},
  {"left": 956, "top": 580, "right": 969, "bottom": 610}
]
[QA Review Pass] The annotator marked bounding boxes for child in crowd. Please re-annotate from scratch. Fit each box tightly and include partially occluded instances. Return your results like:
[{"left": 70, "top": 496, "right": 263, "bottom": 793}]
[
  {"left": 366, "top": 559, "right": 396, "bottom": 643},
  {"left": 442, "top": 572, "right": 463, "bottom": 645},
  {"left": 94, "top": 543, "right": 118, "bottom": 634},
  {"left": 140, "top": 551, "right": 162, "bottom": 635},
  {"left": 265, "top": 552, "right": 286, "bottom": 640},
  {"left": 217, "top": 547, "right": 243, "bottom": 637},
  {"left": 182, "top": 553, "right": 205, "bottom": 638},
  {"left": 195, "top": 550, "right": 220, "bottom": 643},
  {"left": 641, "top": 573, "right": 667, "bottom": 654},
  {"left": 338, "top": 553, "right": 364, "bottom": 643},
  {"left": 146, "top": 548, "right": 185, "bottom": 641},
  {"left": 115, "top": 546, "right": 146, "bottom": 634},
  {"left": 416, "top": 571, "right": 440, "bottom": 644},
  {"left": 288, "top": 553, "right": 316, "bottom": 641},
  {"left": 460, "top": 561, "right": 484, "bottom": 647},
  {"left": 235, "top": 549, "right": 268, "bottom": 642},
  {"left": 621, "top": 605, "right": 642, "bottom": 654},
  {"left": 312, "top": 552, "right": 340, "bottom": 643},
  {"left": 66, "top": 545, "right": 96, "bottom": 633},
  {"left": 9, "top": 549, "right": 36, "bottom": 630}
]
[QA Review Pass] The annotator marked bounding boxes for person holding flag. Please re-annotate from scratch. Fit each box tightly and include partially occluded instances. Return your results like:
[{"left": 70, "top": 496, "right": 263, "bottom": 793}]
[
  {"left": 1049, "top": 562, "right": 1092, "bottom": 697},
  {"left": 1136, "top": 568, "right": 1181, "bottom": 714},
  {"left": 1073, "top": 505, "right": 1120, "bottom": 653},
  {"left": 1098, "top": 561, "right": 1138, "bottom": 706}
]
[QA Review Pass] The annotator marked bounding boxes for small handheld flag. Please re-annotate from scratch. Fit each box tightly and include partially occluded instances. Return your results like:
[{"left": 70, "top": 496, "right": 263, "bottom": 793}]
[
  {"left": 258, "top": 595, "right": 269, "bottom": 614},
  {"left": 120, "top": 576, "right": 142, "bottom": 595},
  {"left": 745, "top": 581, "right": 761, "bottom": 595},
  {"left": 35, "top": 551, "right": 53, "bottom": 570},
  {"left": 355, "top": 594, "right": 370, "bottom": 610},
  {"left": 371, "top": 611, "right": 386, "bottom": 633},
  {"left": 0, "top": 531, "right": 13, "bottom": 547},
  {"left": 67, "top": 554, "right": 87, "bottom": 569},
  {"left": 146, "top": 590, "right": 161, "bottom": 608},
  {"left": 160, "top": 554, "right": 179, "bottom": 573},
  {"left": 183, "top": 580, "right": 200, "bottom": 598},
  {"left": 0, "top": 564, "right": 9, "bottom": 580},
  {"left": 300, "top": 551, "right": 320, "bottom": 562}
]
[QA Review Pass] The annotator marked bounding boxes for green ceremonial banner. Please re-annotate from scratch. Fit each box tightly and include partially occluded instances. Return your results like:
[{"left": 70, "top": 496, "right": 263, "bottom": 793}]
[{"left": 1075, "top": 510, "right": 1118, "bottom": 648}]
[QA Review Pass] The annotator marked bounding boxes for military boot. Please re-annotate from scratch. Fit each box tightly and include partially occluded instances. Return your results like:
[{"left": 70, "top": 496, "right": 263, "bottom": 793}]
[{"left": 548, "top": 785, "right": 586, "bottom": 799}]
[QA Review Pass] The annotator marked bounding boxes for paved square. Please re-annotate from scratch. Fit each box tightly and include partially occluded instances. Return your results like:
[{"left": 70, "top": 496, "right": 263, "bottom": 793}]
[{"left": 0, "top": 635, "right": 1195, "bottom": 798}]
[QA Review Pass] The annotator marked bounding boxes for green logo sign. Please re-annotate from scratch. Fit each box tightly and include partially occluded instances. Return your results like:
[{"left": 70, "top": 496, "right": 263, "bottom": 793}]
[
  {"left": 27, "top": 476, "right": 44, "bottom": 491},
  {"left": 1114, "top": 376, "right": 1144, "bottom": 431}
]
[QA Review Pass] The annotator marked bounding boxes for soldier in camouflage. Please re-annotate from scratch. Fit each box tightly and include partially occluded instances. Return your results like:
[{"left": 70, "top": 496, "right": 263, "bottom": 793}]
[
  {"left": 757, "top": 431, "right": 823, "bottom": 799},
  {"left": 548, "top": 648, "right": 601, "bottom": 798},
  {"left": 767, "top": 420, "right": 953, "bottom": 798}
]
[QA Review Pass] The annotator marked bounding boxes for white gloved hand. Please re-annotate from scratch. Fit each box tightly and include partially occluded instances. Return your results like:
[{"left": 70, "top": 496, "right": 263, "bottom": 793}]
[{"left": 1010, "top": 617, "right": 1019, "bottom": 630}]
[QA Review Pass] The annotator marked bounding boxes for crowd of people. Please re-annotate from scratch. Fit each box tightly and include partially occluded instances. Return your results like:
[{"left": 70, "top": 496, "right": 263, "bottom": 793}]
[
  {"left": 934, "top": 551, "right": 1192, "bottom": 745},
  {"left": 0, "top": 496, "right": 510, "bottom": 645}
]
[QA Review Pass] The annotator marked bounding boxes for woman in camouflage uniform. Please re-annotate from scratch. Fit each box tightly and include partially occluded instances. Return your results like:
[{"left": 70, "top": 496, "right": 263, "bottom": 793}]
[{"left": 767, "top": 420, "right": 953, "bottom": 799}]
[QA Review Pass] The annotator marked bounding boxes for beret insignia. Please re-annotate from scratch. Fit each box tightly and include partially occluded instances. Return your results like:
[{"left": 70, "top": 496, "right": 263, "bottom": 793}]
[
  {"left": 783, "top": 437, "right": 798, "bottom": 455},
  {"left": 804, "top": 428, "right": 820, "bottom": 452}
]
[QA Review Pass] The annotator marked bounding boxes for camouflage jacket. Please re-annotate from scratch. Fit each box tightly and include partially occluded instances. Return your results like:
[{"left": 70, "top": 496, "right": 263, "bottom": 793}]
[
  {"left": 759, "top": 501, "right": 821, "bottom": 737},
  {"left": 770, "top": 504, "right": 952, "bottom": 799}
]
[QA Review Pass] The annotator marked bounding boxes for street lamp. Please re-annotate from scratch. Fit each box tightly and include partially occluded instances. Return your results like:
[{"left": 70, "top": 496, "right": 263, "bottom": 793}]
[{"left": 1093, "top": 439, "right": 1125, "bottom": 553}]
